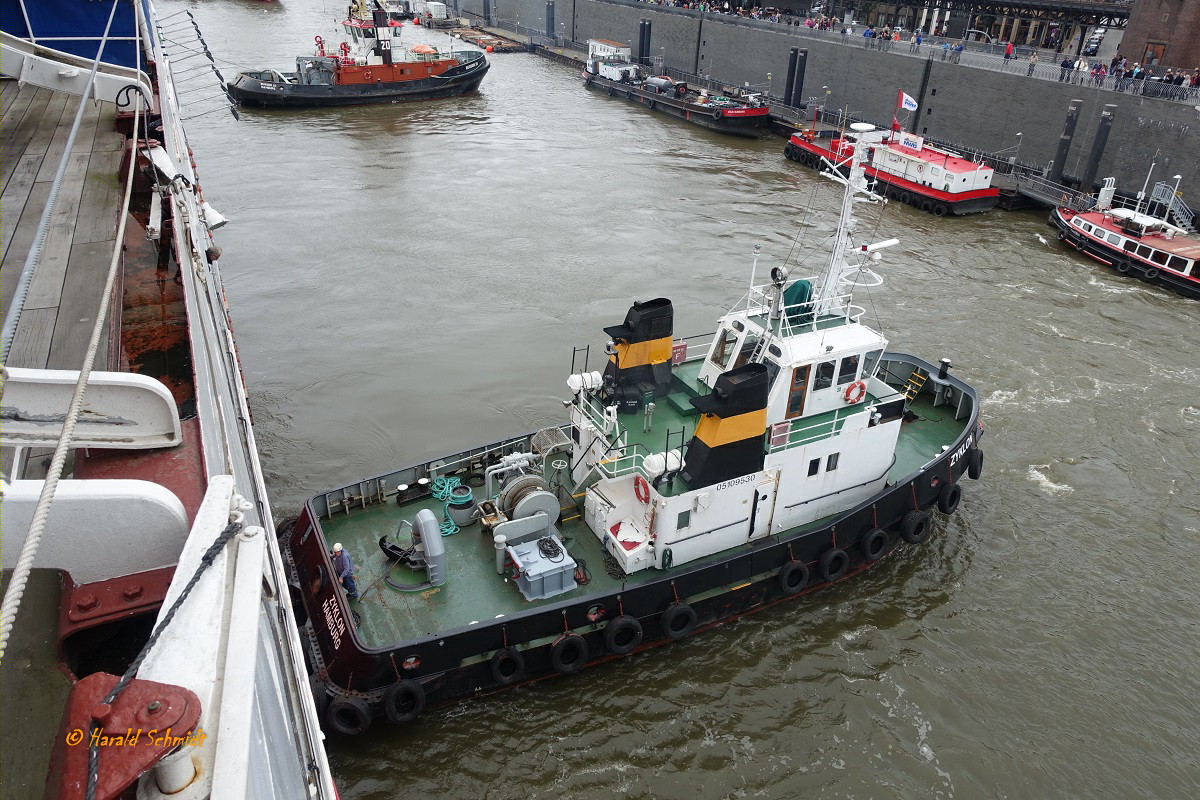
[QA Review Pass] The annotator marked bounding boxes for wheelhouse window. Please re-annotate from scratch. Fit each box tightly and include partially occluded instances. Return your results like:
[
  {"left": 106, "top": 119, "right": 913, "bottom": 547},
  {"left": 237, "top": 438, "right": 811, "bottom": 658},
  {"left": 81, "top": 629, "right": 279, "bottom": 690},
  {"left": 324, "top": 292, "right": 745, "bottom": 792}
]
[
  {"left": 1168, "top": 255, "right": 1190, "bottom": 273},
  {"left": 710, "top": 328, "right": 738, "bottom": 368},
  {"left": 1151, "top": 250, "right": 1169, "bottom": 265},
  {"left": 814, "top": 360, "right": 835, "bottom": 391},
  {"left": 1136, "top": 245, "right": 1153, "bottom": 258},
  {"left": 763, "top": 358, "right": 781, "bottom": 392},
  {"left": 1107, "top": 233, "right": 1121, "bottom": 245},
  {"left": 827, "top": 453, "right": 840, "bottom": 471},
  {"left": 732, "top": 332, "right": 760, "bottom": 369},
  {"left": 837, "top": 354, "right": 860, "bottom": 386},
  {"left": 808, "top": 458, "right": 820, "bottom": 477},
  {"left": 862, "top": 349, "right": 883, "bottom": 380}
]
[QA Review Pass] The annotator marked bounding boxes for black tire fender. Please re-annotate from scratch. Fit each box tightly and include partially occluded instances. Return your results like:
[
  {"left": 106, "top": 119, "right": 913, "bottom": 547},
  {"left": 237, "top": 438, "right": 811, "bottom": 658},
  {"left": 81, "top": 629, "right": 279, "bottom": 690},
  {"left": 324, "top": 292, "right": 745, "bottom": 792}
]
[
  {"left": 1144, "top": 267, "right": 1160, "bottom": 280},
  {"left": 819, "top": 547, "right": 850, "bottom": 582},
  {"left": 490, "top": 646, "right": 525, "bottom": 685},
  {"left": 937, "top": 482, "right": 962, "bottom": 515},
  {"left": 660, "top": 602, "right": 697, "bottom": 640},
  {"left": 1056, "top": 230, "right": 1067, "bottom": 240},
  {"left": 1116, "top": 260, "right": 1131, "bottom": 274},
  {"left": 382, "top": 679, "right": 425, "bottom": 725},
  {"left": 967, "top": 448, "right": 984, "bottom": 480},
  {"left": 604, "top": 615, "right": 644, "bottom": 655},
  {"left": 920, "top": 199, "right": 934, "bottom": 213},
  {"left": 778, "top": 560, "right": 809, "bottom": 595},
  {"left": 326, "top": 695, "right": 372, "bottom": 736},
  {"left": 310, "top": 676, "right": 329, "bottom": 722},
  {"left": 550, "top": 633, "right": 588, "bottom": 674},
  {"left": 932, "top": 203, "right": 949, "bottom": 217},
  {"left": 899, "top": 191, "right": 912, "bottom": 204},
  {"left": 900, "top": 509, "right": 931, "bottom": 544},
  {"left": 861, "top": 527, "right": 889, "bottom": 561}
]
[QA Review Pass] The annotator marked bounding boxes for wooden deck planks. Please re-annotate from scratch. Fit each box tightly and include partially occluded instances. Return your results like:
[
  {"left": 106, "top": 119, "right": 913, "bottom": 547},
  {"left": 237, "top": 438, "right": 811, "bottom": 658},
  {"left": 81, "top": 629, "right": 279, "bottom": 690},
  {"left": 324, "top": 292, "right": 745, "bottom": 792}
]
[
  {"left": 1, "top": 153, "right": 44, "bottom": 263},
  {"left": 72, "top": 147, "right": 123, "bottom": 245},
  {"left": 2, "top": 88, "right": 121, "bottom": 382},
  {"left": 1, "top": 88, "right": 53, "bottom": 187},
  {"left": 47, "top": 240, "right": 112, "bottom": 370},
  {"left": 22, "top": 149, "right": 94, "bottom": 310},
  {"left": 1, "top": 181, "right": 51, "bottom": 313},
  {"left": 34, "top": 95, "right": 100, "bottom": 184},
  {"left": 5, "top": 306, "right": 56, "bottom": 369}
]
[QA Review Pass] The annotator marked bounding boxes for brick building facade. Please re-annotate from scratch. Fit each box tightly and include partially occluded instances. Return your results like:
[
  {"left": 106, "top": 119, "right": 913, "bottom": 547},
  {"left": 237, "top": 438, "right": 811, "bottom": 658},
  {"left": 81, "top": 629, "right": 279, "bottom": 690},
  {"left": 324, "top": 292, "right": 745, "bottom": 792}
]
[{"left": 1120, "top": 0, "right": 1200, "bottom": 69}]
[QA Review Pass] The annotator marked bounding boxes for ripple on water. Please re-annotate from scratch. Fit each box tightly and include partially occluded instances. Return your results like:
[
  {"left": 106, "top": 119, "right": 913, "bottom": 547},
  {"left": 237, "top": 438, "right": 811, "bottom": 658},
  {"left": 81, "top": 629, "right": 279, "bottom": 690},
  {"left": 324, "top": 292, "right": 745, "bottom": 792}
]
[{"left": 171, "top": 1, "right": 1200, "bottom": 796}]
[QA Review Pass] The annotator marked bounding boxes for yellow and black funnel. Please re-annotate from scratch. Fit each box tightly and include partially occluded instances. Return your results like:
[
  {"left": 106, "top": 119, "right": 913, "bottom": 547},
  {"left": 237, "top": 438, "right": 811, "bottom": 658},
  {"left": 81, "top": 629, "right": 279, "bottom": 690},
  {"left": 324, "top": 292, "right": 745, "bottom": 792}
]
[
  {"left": 680, "top": 363, "right": 769, "bottom": 489},
  {"left": 602, "top": 298, "right": 674, "bottom": 409}
]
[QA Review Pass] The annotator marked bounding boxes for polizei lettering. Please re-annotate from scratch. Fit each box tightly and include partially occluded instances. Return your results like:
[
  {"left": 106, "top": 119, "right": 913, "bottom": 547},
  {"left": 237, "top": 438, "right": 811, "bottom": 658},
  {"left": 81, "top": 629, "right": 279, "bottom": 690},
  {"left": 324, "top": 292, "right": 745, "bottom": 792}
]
[{"left": 322, "top": 596, "right": 346, "bottom": 651}]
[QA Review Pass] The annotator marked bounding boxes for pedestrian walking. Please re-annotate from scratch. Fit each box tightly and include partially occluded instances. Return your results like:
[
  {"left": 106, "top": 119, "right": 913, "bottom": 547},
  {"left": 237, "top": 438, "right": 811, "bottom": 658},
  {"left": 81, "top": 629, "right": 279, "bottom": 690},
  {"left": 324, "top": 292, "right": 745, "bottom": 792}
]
[
  {"left": 1027, "top": 51, "right": 1038, "bottom": 77},
  {"left": 1060, "top": 57, "right": 1072, "bottom": 81},
  {"left": 1004, "top": 40, "right": 1014, "bottom": 67}
]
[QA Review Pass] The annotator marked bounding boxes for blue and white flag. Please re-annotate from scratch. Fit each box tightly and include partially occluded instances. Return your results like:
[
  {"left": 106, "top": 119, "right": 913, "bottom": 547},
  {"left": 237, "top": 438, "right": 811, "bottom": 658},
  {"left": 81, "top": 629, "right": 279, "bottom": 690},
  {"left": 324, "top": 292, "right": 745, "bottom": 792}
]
[{"left": 900, "top": 91, "right": 919, "bottom": 111}]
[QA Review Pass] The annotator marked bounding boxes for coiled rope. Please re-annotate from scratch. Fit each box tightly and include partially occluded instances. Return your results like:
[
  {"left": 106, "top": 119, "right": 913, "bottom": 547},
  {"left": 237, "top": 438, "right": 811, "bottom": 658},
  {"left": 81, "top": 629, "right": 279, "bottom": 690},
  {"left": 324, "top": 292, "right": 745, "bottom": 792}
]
[
  {"left": 0, "top": 0, "right": 139, "bottom": 662},
  {"left": 430, "top": 476, "right": 466, "bottom": 536}
]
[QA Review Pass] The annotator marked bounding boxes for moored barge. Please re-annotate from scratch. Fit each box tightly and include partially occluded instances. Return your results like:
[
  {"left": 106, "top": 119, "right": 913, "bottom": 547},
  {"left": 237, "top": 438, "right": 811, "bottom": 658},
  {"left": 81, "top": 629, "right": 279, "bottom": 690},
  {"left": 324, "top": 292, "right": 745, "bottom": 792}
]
[
  {"left": 283, "top": 124, "right": 985, "bottom": 737},
  {"left": 583, "top": 39, "right": 768, "bottom": 137}
]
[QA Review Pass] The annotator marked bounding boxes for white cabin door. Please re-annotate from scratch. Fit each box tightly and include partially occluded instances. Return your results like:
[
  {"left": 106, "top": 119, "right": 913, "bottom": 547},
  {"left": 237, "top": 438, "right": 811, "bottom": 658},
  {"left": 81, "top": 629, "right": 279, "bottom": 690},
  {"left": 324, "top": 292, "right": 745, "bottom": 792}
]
[{"left": 748, "top": 478, "right": 776, "bottom": 540}]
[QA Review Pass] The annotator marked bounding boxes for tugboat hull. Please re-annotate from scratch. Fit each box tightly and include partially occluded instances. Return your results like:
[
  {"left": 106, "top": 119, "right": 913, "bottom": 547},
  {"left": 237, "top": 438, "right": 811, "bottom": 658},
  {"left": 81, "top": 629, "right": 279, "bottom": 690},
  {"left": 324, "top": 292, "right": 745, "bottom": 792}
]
[
  {"left": 228, "top": 60, "right": 489, "bottom": 108},
  {"left": 285, "top": 352, "right": 982, "bottom": 736},
  {"left": 584, "top": 74, "right": 769, "bottom": 138}
]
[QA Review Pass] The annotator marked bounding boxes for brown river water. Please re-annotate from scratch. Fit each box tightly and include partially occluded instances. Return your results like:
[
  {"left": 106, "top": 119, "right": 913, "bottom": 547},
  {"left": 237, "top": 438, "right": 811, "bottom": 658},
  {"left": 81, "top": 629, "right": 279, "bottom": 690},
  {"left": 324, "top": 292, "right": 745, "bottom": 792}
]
[{"left": 166, "top": 1, "right": 1200, "bottom": 796}]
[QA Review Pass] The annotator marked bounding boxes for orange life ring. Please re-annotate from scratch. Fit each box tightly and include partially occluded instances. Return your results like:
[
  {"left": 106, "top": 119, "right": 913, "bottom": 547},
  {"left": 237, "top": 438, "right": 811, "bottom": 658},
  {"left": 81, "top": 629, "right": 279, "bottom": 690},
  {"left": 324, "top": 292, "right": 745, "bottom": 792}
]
[
  {"left": 843, "top": 380, "right": 867, "bottom": 404},
  {"left": 634, "top": 475, "right": 651, "bottom": 504}
]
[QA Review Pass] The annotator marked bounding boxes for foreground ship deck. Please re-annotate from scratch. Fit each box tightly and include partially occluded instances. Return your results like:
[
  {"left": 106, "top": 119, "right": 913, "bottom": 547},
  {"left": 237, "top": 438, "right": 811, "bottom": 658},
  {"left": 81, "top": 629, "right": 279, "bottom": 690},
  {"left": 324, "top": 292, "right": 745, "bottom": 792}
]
[
  {"left": 1, "top": 0, "right": 336, "bottom": 791},
  {"left": 1, "top": 83, "right": 123, "bottom": 794}
]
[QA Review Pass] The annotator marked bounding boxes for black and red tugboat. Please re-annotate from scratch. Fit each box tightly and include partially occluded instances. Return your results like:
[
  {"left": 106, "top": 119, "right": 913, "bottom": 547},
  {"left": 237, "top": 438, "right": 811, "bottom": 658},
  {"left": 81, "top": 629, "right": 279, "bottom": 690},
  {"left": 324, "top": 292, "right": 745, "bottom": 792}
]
[
  {"left": 785, "top": 93, "right": 998, "bottom": 216},
  {"left": 1050, "top": 180, "right": 1200, "bottom": 299},
  {"left": 280, "top": 124, "right": 985, "bottom": 737},
  {"left": 583, "top": 39, "right": 769, "bottom": 137},
  {"left": 227, "top": 5, "right": 488, "bottom": 108}
]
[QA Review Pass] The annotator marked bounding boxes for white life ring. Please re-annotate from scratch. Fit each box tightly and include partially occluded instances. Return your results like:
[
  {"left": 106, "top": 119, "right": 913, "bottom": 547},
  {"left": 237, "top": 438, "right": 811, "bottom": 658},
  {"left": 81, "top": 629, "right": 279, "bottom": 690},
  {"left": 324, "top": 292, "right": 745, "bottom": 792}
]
[
  {"left": 843, "top": 380, "right": 867, "bottom": 404},
  {"left": 916, "top": 163, "right": 924, "bottom": 173}
]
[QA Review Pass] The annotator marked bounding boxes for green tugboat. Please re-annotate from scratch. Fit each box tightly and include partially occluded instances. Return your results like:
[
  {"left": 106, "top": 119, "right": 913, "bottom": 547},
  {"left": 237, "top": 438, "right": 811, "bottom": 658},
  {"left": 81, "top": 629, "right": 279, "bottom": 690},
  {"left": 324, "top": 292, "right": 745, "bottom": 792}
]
[{"left": 282, "top": 123, "right": 986, "bottom": 736}]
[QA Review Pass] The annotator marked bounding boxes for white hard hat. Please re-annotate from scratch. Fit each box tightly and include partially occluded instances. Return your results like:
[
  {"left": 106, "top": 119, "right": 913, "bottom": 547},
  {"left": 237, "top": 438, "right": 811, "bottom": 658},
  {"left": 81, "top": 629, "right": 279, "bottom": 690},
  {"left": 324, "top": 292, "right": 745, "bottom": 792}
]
[{"left": 332, "top": 542, "right": 343, "bottom": 552}]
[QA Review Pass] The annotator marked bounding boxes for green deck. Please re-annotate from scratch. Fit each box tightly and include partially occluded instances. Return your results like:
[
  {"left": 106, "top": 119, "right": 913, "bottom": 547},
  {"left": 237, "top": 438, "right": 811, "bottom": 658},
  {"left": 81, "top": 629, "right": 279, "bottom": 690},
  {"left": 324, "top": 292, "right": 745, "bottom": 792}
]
[{"left": 320, "top": 387, "right": 967, "bottom": 650}]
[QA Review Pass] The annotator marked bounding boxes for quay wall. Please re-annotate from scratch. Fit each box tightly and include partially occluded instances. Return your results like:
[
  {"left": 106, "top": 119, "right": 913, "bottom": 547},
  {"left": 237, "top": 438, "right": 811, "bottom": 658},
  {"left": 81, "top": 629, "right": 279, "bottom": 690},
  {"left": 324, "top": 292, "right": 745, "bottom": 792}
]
[{"left": 456, "top": 0, "right": 1198, "bottom": 192}]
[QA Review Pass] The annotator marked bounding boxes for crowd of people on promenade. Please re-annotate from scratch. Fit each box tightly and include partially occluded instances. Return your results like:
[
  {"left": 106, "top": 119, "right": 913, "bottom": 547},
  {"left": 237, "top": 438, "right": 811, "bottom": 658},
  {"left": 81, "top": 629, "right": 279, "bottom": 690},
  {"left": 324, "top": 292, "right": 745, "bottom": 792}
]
[
  {"left": 1051, "top": 53, "right": 1200, "bottom": 99},
  {"left": 627, "top": 1, "right": 1200, "bottom": 102}
]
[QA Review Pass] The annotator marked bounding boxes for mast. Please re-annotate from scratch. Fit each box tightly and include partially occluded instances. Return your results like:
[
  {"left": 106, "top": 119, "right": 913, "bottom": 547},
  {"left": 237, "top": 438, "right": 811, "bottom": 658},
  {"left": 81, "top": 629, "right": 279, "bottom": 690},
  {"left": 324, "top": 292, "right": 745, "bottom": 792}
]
[{"left": 813, "top": 123, "right": 878, "bottom": 317}]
